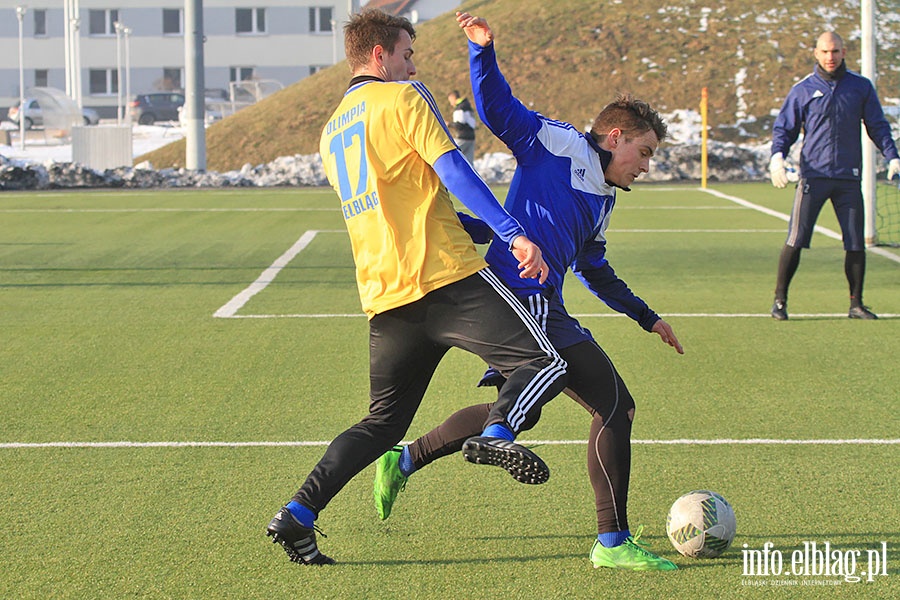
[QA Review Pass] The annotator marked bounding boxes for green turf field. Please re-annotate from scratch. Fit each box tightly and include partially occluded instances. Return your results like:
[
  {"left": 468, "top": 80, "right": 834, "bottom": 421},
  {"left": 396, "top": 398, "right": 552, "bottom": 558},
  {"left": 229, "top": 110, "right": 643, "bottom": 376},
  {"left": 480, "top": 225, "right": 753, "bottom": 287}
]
[{"left": 1, "top": 184, "right": 897, "bottom": 599}]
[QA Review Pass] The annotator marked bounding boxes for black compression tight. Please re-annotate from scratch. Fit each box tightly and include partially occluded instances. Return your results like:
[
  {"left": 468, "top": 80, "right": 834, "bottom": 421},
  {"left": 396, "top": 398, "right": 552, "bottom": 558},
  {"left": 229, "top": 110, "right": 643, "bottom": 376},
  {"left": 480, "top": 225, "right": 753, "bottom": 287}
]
[{"left": 407, "top": 340, "right": 635, "bottom": 534}]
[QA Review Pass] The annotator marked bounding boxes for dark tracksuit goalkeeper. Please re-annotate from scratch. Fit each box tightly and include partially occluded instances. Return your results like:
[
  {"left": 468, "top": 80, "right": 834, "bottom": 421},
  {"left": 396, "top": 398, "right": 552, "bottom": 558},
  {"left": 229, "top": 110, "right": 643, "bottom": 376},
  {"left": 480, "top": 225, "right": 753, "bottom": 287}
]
[{"left": 768, "top": 31, "right": 900, "bottom": 321}]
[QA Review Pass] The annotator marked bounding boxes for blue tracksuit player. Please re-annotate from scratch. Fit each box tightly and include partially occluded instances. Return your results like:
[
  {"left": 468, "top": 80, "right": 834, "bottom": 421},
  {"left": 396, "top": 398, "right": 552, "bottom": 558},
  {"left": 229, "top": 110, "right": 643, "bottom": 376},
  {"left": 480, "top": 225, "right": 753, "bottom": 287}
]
[
  {"left": 476, "top": 60, "right": 660, "bottom": 333},
  {"left": 372, "top": 11, "right": 686, "bottom": 572},
  {"left": 768, "top": 31, "right": 900, "bottom": 320}
]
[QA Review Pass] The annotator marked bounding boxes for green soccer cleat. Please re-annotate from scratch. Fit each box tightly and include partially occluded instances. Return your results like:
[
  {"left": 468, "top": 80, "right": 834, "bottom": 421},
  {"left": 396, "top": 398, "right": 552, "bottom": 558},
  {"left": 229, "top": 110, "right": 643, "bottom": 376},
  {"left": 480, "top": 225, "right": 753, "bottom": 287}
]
[
  {"left": 374, "top": 445, "right": 408, "bottom": 520},
  {"left": 589, "top": 526, "right": 678, "bottom": 571}
]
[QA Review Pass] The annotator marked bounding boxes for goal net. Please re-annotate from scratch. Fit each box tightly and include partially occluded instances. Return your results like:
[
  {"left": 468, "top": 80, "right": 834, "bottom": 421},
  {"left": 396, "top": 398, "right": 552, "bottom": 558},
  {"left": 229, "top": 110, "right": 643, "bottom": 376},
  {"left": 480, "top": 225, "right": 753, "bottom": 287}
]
[{"left": 876, "top": 181, "right": 900, "bottom": 247}]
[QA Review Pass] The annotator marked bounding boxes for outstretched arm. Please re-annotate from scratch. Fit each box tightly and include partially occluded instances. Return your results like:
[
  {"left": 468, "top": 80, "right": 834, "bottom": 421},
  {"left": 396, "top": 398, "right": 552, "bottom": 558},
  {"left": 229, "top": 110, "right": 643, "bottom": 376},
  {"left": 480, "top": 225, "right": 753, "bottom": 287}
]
[
  {"left": 395, "top": 82, "right": 548, "bottom": 282},
  {"left": 433, "top": 150, "right": 549, "bottom": 283},
  {"left": 574, "top": 240, "right": 683, "bottom": 354},
  {"left": 456, "top": 12, "right": 541, "bottom": 159}
]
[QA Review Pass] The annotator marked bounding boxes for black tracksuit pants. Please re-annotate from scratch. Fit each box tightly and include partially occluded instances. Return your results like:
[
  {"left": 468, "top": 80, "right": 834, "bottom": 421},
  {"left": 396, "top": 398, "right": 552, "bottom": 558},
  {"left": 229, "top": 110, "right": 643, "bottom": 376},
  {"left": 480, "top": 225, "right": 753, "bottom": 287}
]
[{"left": 292, "top": 268, "right": 567, "bottom": 514}]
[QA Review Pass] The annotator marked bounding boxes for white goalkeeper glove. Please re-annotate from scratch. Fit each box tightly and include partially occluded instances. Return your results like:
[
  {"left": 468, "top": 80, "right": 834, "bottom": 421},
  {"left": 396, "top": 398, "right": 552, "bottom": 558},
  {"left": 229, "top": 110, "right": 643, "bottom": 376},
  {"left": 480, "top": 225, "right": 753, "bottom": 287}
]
[
  {"left": 769, "top": 153, "right": 788, "bottom": 189},
  {"left": 888, "top": 158, "right": 900, "bottom": 180}
]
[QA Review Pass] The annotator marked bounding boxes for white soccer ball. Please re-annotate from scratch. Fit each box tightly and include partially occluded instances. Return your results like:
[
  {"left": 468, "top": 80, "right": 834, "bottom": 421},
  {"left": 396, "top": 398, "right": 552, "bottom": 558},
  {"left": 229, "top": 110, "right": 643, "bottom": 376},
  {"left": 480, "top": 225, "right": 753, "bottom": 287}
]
[{"left": 666, "top": 490, "right": 736, "bottom": 558}]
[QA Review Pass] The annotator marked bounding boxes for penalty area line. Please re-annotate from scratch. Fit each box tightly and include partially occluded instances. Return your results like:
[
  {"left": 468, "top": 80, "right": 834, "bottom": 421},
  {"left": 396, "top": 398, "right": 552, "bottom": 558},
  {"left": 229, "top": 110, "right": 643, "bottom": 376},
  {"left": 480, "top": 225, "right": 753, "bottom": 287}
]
[
  {"left": 213, "top": 229, "right": 345, "bottom": 318},
  {"left": 1, "top": 439, "right": 897, "bottom": 449}
]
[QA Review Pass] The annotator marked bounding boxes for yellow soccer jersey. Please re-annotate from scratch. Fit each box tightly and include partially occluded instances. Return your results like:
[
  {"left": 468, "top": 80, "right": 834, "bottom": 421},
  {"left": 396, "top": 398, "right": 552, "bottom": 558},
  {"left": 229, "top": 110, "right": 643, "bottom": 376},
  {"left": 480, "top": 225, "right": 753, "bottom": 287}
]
[{"left": 320, "top": 79, "right": 487, "bottom": 318}]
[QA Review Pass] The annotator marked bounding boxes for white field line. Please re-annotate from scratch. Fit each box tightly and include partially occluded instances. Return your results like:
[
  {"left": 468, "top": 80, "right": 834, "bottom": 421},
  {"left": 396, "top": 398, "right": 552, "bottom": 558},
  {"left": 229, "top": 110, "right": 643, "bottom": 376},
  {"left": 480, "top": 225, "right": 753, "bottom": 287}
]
[
  {"left": 0, "top": 189, "right": 314, "bottom": 200},
  {"left": 212, "top": 229, "right": 344, "bottom": 318},
  {"left": 612, "top": 229, "right": 783, "bottom": 233},
  {"left": 214, "top": 188, "right": 899, "bottom": 319},
  {"left": 0, "top": 187, "right": 719, "bottom": 200},
  {"left": 0, "top": 207, "right": 336, "bottom": 213},
  {"left": 699, "top": 187, "right": 900, "bottom": 264},
  {"left": 226, "top": 313, "right": 367, "bottom": 318},
  {"left": 224, "top": 312, "right": 900, "bottom": 319},
  {"left": 1, "top": 438, "right": 897, "bottom": 449},
  {"left": 616, "top": 205, "right": 745, "bottom": 209},
  {"left": 0, "top": 205, "right": 744, "bottom": 213},
  {"left": 570, "top": 312, "right": 900, "bottom": 319}
]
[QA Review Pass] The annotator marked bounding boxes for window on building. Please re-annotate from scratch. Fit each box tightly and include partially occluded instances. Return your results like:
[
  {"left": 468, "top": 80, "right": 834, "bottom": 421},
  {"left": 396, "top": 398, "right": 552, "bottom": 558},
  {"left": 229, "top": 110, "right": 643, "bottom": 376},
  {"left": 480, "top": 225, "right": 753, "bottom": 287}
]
[
  {"left": 89, "top": 68, "right": 118, "bottom": 95},
  {"left": 163, "top": 9, "right": 183, "bottom": 35},
  {"left": 309, "top": 7, "right": 334, "bottom": 33},
  {"left": 34, "top": 9, "right": 47, "bottom": 37},
  {"left": 88, "top": 9, "right": 119, "bottom": 36},
  {"left": 229, "top": 67, "right": 255, "bottom": 82},
  {"left": 162, "top": 68, "right": 183, "bottom": 90},
  {"left": 235, "top": 8, "right": 266, "bottom": 34},
  {"left": 34, "top": 69, "right": 49, "bottom": 88}
]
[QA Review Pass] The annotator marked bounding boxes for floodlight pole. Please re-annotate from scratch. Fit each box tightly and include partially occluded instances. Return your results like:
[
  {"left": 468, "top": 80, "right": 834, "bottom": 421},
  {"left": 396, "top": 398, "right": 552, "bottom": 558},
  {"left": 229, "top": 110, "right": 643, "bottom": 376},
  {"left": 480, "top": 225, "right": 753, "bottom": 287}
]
[
  {"left": 16, "top": 5, "right": 26, "bottom": 151},
  {"left": 861, "top": 0, "right": 877, "bottom": 246},
  {"left": 124, "top": 26, "right": 132, "bottom": 125},
  {"left": 64, "top": 0, "right": 71, "bottom": 96},
  {"left": 184, "top": 0, "right": 207, "bottom": 171},
  {"left": 71, "top": 16, "right": 82, "bottom": 109},
  {"left": 115, "top": 21, "right": 124, "bottom": 125},
  {"left": 63, "top": 0, "right": 82, "bottom": 108}
]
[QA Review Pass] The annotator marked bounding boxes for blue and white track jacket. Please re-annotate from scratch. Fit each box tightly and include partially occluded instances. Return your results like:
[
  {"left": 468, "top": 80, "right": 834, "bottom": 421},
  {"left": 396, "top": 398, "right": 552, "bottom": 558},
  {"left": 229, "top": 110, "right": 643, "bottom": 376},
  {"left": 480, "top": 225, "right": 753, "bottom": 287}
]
[
  {"left": 472, "top": 41, "right": 659, "bottom": 332},
  {"left": 772, "top": 63, "right": 899, "bottom": 180}
]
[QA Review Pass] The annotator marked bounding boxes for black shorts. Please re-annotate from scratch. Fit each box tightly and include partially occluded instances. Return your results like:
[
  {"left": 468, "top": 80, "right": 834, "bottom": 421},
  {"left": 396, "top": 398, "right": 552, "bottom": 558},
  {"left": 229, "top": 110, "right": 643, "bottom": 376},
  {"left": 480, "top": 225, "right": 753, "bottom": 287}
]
[
  {"left": 785, "top": 178, "right": 864, "bottom": 250},
  {"left": 368, "top": 268, "right": 566, "bottom": 433}
]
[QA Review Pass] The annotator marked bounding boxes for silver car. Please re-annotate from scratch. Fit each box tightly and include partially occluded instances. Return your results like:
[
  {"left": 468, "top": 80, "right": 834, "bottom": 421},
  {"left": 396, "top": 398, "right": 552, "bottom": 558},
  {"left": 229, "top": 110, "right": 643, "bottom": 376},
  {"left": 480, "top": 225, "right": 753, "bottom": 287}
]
[{"left": 8, "top": 98, "right": 100, "bottom": 130}]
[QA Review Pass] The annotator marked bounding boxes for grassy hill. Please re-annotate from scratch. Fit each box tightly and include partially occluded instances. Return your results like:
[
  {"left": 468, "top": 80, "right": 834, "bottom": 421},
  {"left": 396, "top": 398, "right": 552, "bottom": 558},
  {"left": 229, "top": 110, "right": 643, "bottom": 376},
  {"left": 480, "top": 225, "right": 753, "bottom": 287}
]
[{"left": 138, "top": 0, "right": 900, "bottom": 172}]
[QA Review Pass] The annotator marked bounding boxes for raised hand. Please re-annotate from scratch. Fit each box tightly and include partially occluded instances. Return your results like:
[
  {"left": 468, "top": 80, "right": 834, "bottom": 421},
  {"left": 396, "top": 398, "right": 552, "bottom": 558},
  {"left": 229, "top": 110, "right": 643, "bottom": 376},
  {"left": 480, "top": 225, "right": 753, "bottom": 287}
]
[{"left": 456, "top": 11, "right": 494, "bottom": 47}]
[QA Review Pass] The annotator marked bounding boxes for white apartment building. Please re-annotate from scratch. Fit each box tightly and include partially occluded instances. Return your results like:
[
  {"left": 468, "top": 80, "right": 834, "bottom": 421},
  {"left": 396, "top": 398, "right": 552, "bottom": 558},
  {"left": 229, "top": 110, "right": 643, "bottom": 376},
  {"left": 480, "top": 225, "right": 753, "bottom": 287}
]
[{"left": 0, "top": 1, "right": 360, "bottom": 117}]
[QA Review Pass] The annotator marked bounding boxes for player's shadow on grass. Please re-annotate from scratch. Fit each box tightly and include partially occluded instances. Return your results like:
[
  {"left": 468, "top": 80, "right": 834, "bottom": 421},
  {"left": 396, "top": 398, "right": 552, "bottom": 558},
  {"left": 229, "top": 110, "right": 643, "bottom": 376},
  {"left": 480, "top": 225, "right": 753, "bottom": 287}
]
[
  {"left": 788, "top": 315, "right": 900, "bottom": 321},
  {"left": 659, "top": 554, "right": 744, "bottom": 570},
  {"left": 334, "top": 553, "right": 746, "bottom": 569},
  {"left": 471, "top": 532, "right": 588, "bottom": 541},
  {"left": 333, "top": 551, "right": 584, "bottom": 567}
]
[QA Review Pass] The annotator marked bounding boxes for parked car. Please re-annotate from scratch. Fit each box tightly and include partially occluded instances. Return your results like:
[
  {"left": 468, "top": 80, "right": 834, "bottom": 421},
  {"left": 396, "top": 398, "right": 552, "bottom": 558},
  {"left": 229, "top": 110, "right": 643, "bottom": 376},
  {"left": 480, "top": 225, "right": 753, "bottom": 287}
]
[
  {"left": 7, "top": 98, "right": 100, "bottom": 130},
  {"left": 129, "top": 92, "right": 185, "bottom": 125}
]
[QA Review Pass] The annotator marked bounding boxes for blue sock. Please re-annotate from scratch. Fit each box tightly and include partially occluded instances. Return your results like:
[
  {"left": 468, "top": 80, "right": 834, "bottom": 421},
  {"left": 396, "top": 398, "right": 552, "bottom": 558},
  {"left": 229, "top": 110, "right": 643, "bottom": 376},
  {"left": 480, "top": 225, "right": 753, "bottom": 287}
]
[
  {"left": 398, "top": 446, "right": 416, "bottom": 477},
  {"left": 285, "top": 501, "right": 316, "bottom": 528},
  {"left": 598, "top": 530, "right": 631, "bottom": 548},
  {"left": 481, "top": 423, "right": 515, "bottom": 441}
]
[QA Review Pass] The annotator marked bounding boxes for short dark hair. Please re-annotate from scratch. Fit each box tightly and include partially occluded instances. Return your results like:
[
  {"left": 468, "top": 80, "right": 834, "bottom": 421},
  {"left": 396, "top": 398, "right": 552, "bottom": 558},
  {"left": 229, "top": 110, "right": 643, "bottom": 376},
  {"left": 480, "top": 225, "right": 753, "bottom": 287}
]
[
  {"left": 590, "top": 93, "right": 667, "bottom": 144},
  {"left": 344, "top": 8, "right": 416, "bottom": 72}
]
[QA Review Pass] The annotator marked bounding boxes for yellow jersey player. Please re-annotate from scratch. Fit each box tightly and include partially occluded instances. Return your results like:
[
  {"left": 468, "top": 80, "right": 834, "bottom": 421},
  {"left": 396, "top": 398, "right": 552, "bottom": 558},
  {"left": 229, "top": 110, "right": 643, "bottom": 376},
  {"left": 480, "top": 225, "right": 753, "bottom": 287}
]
[{"left": 265, "top": 8, "right": 568, "bottom": 566}]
